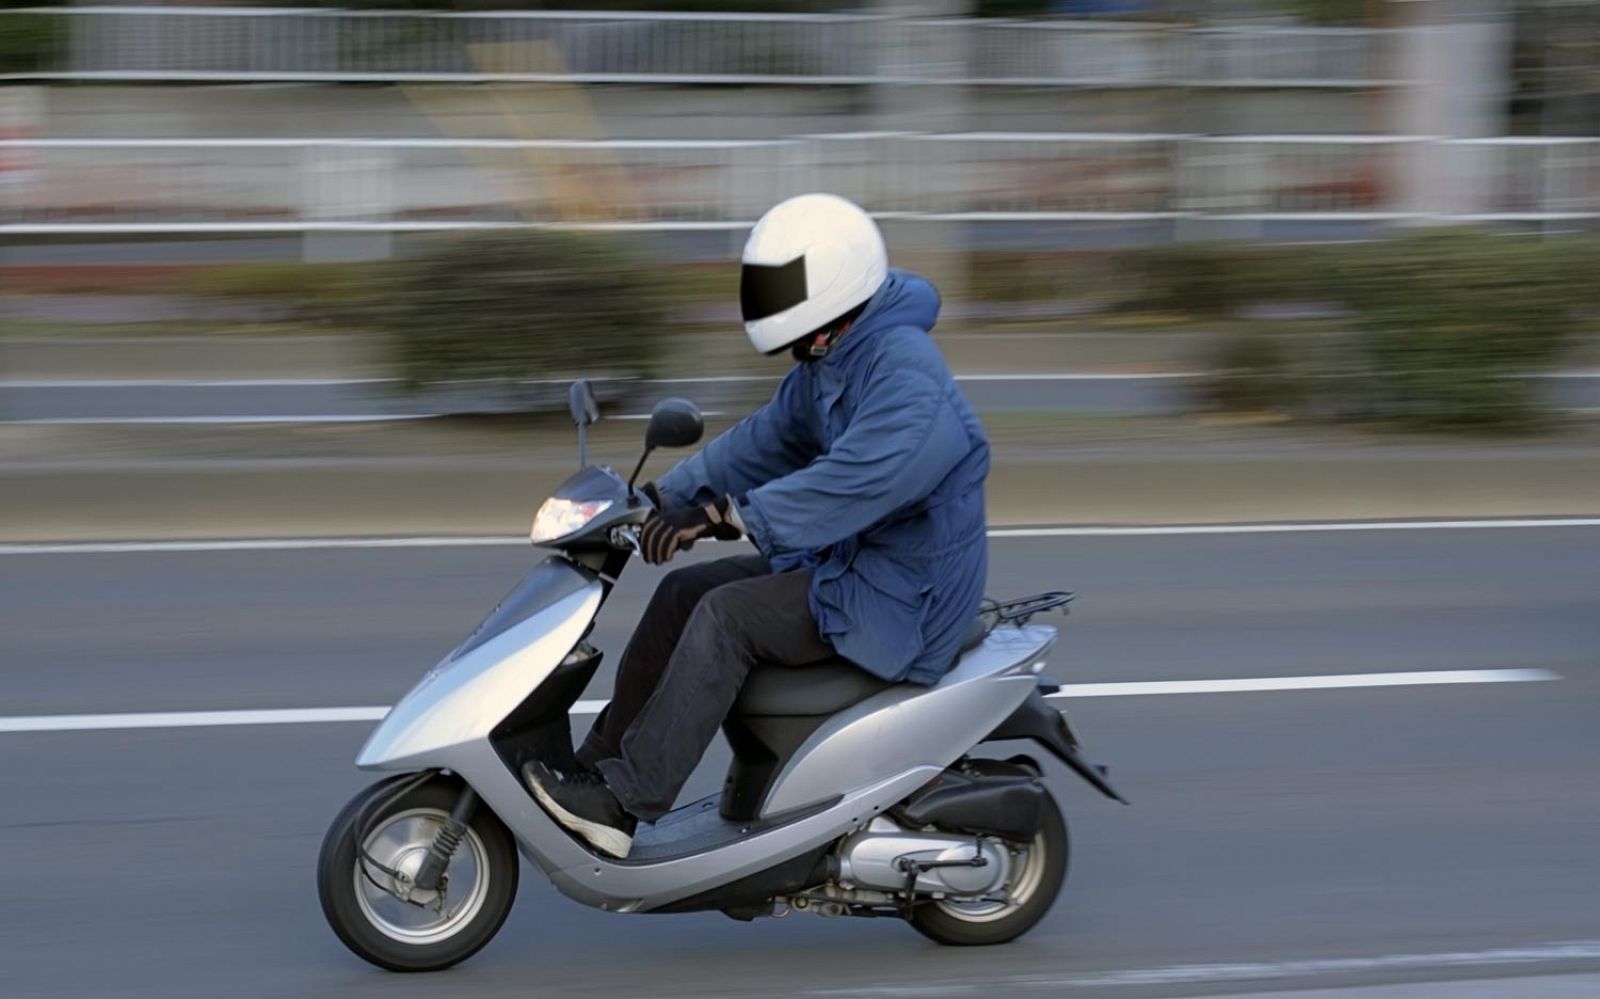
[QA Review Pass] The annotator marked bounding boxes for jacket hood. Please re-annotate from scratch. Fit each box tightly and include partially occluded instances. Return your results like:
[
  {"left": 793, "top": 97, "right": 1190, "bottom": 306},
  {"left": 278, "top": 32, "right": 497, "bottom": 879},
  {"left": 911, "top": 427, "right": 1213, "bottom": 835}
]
[{"left": 825, "top": 269, "right": 940, "bottom": 364}]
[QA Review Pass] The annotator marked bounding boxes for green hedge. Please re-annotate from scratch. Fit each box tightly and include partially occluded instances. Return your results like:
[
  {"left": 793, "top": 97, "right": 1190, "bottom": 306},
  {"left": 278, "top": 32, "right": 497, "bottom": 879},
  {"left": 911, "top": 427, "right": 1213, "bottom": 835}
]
[
  {"left": 180, "top": 262, "right": 374, "bottom": 324},
  {"left": 365, "top": 231, "right": 669, "bottom": 391},
  {"left": 1197, "top": 229, "right": 1597, "bottom": 431},
  {"left": 1113, "top": 242, "right": 1327, "bottom": 317},
  {"left": 0, "top": 12, "right": 65, "bottom": 74}
]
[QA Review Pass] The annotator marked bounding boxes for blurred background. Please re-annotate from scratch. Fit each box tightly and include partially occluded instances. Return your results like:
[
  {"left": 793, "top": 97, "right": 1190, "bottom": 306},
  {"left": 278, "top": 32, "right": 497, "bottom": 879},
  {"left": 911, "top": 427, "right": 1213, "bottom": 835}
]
[
  {"left": 2, "top": 4, "right": 1600, "bottom": 998},
  {"left": 2, "top": 0, "right": 1599, "bottom": 489}
]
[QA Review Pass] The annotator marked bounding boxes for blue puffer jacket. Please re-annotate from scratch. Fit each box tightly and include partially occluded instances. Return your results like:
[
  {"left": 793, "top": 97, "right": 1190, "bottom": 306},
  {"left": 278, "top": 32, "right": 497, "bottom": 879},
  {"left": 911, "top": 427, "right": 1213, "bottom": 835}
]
[{"left": 656, "top": 270, "right": 990, "bottom": 685}]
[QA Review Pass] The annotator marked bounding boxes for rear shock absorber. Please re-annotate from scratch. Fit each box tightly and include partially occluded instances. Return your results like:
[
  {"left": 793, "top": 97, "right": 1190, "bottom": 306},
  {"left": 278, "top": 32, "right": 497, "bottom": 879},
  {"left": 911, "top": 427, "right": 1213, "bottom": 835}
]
[{"left": 412, "top": 787, "right": 478, "bottom": 893}]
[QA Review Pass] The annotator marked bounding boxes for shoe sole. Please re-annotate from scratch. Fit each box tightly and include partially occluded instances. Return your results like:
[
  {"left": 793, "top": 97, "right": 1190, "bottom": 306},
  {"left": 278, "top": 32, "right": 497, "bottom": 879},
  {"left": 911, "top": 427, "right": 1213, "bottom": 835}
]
[{"left": 525, "top": 773, "right": 633, "bottom": 860}]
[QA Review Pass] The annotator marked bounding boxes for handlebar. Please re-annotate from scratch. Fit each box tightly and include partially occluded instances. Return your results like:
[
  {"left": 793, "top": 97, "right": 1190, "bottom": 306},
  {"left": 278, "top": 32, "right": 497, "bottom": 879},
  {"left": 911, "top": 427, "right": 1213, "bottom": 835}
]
[{"left": 608, "top": 524, "right": 643, "bottom": 555}]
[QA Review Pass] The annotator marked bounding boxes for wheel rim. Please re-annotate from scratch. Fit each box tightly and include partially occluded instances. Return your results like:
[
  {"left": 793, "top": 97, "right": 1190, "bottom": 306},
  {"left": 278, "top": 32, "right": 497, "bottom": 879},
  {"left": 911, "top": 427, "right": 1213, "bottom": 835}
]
[
  {"left": 933, "top": 832, "right": 1047, "bottom": 923},
  {"left": 353, "top": 807, "right": 492, "bottom": 945}
]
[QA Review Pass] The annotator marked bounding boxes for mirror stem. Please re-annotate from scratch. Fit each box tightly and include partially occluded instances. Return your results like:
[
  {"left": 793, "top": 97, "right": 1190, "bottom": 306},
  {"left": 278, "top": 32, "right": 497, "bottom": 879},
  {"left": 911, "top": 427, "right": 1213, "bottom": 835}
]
[
  {"left": 576, "top": 421, "right": 588, "bottom": 469},
  {"left": 626, "top": 447, "right": 653, "bottom": 497}
]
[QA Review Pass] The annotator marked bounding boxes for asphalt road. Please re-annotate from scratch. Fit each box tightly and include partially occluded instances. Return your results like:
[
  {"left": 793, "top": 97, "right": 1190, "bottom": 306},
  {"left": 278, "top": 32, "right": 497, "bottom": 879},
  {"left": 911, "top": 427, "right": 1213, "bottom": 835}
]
[{"left": 2, "top": 528, "right": 1599, "bottom": 997}]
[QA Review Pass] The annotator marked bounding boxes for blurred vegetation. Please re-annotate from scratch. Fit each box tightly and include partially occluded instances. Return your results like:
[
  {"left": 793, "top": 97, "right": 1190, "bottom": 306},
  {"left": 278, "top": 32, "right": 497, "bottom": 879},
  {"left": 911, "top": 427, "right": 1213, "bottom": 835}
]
[
  {"left": 1114, "top": 243, "right": 1278, "bottom": 317},
  {"left": 1286, "top": 0, "right": 1373, "bottom": 26},
  {"left": 1188, "top": 229, "right": 1598, "bottom": 432},
  {"left": 20, "top": 226, "right": 1598, "bottom": 431},
  {"left": 179, "top": 262, "right": 376, "bottom": 324},
  {"left": 270, "top": 1, "right": 849, "bottom": 10},
  {"left": 361, "top": 231, "right": 669, "bottom": 391},
  {"left": 973, "top": 0, "right": 1056, "bottom": 16},
  {"left": 0, "top": 11, "right": 65, "bottom": 73}
]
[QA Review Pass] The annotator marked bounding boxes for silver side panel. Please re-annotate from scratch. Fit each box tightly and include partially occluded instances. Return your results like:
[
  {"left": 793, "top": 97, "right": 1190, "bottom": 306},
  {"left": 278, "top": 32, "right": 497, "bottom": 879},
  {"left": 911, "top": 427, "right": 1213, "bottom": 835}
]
[
  {"left": 761, "top": 624, "right": 1056, "bottom": 816},
  {"left": 355, "top": 581, "right": 603, "bottom": 771}
]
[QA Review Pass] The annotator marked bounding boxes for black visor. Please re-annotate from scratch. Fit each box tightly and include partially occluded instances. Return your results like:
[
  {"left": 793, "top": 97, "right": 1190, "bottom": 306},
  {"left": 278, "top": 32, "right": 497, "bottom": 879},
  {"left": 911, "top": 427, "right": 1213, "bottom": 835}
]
[{"left": 740, "top": 256, "right": 808, "bottom": 323}]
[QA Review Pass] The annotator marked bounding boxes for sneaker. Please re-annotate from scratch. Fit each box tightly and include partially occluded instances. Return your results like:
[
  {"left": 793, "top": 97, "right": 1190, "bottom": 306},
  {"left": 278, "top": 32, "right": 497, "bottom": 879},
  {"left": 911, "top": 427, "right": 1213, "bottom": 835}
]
[{"left": 522, "top": 760, "right": 637, "bottom": 859}]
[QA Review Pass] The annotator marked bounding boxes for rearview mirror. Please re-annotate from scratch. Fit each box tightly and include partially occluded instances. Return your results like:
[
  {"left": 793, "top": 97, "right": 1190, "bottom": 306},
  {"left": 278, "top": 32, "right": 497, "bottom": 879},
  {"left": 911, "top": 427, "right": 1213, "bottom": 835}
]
[
  {"left": 645, "top": 398, "right": 704, "bottom": 451},
  {"left": 568, "top": 380, "right": 599, "bottom": 428}
]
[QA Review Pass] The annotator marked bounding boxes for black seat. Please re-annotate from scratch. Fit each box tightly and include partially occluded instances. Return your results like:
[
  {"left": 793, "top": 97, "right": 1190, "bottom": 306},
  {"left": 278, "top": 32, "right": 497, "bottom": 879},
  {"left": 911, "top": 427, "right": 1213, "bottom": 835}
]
[
  {"left": 734, "top": 658, "right": 894, "bottom": 716},
  {"left": 732, "top": 617, "right": 991, "bottom": 717}
]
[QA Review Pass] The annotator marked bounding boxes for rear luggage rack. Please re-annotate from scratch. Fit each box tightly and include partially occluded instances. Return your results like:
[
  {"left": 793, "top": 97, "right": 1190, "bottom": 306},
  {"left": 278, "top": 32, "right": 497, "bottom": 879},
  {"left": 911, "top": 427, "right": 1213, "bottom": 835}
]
[{"left": 980, "top": 591, "right": 1074, "bottom": 628}]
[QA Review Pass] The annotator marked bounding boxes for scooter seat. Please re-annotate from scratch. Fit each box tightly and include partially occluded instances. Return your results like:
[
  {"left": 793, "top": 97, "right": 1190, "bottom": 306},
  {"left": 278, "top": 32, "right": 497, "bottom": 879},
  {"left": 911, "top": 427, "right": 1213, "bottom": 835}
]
[
  {"left": 733, "top": 617, "right": 990, "bottom": 717},
  {"left": 735, "top": 659, "right": 896, "bottom": 716}
]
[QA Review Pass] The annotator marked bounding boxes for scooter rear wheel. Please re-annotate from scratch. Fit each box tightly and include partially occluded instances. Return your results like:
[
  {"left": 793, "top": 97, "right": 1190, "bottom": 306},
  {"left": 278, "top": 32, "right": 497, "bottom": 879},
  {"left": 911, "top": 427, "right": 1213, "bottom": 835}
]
[
  {"left": 318, "top": 775, "right": 519, "bottom": 972},
  {"left": 907, "top": 791, "right": 1068, "bottom": 947}
]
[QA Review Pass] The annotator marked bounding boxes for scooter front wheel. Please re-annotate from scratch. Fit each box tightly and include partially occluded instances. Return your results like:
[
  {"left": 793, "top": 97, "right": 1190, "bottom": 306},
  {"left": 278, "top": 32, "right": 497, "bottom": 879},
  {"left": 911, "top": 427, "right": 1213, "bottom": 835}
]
[{"left": 318, "top": 775, "right": 519, "bottom": 972}]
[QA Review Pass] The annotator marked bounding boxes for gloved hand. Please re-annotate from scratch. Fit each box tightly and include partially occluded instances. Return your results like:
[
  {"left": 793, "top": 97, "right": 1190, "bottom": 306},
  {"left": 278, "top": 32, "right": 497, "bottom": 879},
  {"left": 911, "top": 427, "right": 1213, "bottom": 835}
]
[{"left": 639, "top": 495, "right": 742, "bottom": 565}]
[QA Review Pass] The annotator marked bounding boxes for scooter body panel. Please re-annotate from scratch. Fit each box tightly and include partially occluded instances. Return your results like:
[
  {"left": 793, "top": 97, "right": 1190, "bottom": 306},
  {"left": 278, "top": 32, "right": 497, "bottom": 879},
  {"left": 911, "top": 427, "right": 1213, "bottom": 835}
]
[
  {"left": 355, "top": 568, "right": 602, "bottom": 772},
  {"left": 761, "top": 625, "right": 1055, "bottom": 816}
]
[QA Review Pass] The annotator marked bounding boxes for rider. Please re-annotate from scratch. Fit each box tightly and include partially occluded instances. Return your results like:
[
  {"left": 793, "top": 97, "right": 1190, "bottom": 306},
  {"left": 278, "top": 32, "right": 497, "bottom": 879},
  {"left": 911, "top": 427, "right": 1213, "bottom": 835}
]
[{"left": 524, "top": 193, "right": 990, "bottom": 858}]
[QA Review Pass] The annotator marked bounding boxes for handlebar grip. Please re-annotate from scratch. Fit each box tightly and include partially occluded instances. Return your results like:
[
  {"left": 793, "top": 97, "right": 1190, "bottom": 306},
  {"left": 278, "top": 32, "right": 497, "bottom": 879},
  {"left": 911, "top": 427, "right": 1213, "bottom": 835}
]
[{"left": 609, "top": 525, "right": 643, "bottom": 554}]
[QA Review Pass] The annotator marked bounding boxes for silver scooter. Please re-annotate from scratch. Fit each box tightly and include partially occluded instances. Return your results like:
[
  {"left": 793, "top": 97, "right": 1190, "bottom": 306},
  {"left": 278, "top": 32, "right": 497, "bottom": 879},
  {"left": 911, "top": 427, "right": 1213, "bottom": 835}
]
[{"left": 317, "top": 380, "right": 1125, "bottom": 972}]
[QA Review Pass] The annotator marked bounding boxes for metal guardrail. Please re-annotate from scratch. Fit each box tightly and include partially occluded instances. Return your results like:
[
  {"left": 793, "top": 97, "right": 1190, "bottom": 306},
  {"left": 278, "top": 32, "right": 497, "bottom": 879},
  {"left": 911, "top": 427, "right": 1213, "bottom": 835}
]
[
  {"left": 2, "top": 134, "right": 1594, "bottom": 233},
  {"left": 3, "top": 8, "right": 1408, "bottom": 88}
]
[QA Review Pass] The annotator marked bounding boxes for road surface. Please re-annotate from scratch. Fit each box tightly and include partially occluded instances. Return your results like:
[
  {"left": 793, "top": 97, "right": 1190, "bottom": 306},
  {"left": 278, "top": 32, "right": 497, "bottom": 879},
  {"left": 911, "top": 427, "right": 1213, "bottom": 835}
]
[{"left": 1, "top": 526, "right": 1598, "bottom": 997}]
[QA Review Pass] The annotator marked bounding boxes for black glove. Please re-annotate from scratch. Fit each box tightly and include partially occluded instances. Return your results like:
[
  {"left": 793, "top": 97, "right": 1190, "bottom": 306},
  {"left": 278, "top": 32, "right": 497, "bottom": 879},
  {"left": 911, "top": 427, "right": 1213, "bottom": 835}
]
[
  {"left": 639, "top": 481, "right": 665, "bottom": 510},
  {"left": 639, "top": 495, "right": 742, "bottom": 565}
]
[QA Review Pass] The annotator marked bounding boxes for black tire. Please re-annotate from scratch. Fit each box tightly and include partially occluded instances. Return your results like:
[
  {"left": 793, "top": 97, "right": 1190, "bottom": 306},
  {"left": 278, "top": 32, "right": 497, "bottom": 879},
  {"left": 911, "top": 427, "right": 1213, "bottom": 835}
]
[
  {"left": 907, "top": 790, "right": 1068, "bottom": 947},
  {"left": 318, "top": 775, "right": 519, "bottom": 972}
]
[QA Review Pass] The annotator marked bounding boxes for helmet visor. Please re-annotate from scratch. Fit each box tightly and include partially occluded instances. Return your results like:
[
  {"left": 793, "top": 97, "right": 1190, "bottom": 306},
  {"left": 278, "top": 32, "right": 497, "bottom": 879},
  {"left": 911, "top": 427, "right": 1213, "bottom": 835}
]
[{"left": 740, "top": 256, "right": 807, "bottom": 323}]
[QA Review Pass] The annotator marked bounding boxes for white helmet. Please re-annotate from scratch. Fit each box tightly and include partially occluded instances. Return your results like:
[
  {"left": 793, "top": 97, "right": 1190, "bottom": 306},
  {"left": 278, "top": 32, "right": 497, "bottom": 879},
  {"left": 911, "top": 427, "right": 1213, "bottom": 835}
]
[{"left": 740, "top": 193, "right": 888, "bottom": 355}]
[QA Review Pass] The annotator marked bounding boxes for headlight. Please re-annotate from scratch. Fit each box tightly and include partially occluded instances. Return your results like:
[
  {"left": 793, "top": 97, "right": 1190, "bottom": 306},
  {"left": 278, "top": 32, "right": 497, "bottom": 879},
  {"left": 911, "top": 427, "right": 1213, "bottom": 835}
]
[{"left": 529, "top": 498, "right": 612, "bottom": 543}]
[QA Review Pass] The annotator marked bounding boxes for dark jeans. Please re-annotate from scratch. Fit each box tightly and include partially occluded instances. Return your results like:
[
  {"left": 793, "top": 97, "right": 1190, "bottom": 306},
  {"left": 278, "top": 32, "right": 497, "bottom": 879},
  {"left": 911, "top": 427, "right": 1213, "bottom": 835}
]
[{"left": 576, "top": 554, "right": 835, "bottom": 822}]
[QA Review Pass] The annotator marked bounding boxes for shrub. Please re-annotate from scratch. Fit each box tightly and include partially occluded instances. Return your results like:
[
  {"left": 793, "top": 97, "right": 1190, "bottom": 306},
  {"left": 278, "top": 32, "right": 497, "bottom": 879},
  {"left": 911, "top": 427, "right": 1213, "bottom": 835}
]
[
  {"left": 180, "top": 262, "right": 374, "bottom": 323},
  {"left": 0, "top": 12, "right": 66, "bottom": 74},
  {"left": 1200, "top": 228, "right": 1594, "bottom": 431},
  {"left": 1289, "top": 0, "right": 1374, "bottom": 26},
  {"left": 1322, "top": 228, "right": 1587, "bottom": 429},
  {"left": 1198, "top": 329, "right": 1298, "bottom": 415},
  {"left": 1113, "top": 242, "right": 1326, "bottom": 317},
  {"left": 969, "top": 252, "right": 1089, "bottom": 303},
  {"left": 367, "top": 230, "right": 668, "bottom": 393}
]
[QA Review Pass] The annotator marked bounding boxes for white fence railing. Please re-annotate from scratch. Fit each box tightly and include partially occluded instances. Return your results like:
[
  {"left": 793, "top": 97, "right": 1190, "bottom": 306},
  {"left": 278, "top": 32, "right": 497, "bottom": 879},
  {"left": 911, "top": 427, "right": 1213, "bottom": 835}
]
[
  {"left": 3, "top": 8, "right": 1408, "bottom": 88},
  {"left": 2, "top": 134, "right": 1595, "bottom": 233}
]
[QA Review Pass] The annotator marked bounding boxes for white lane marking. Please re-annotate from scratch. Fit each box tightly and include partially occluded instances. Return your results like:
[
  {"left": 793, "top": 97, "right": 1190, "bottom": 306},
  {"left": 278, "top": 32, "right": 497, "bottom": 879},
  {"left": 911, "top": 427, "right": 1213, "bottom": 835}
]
[
  {"left": 1055, "top": 668, "right": 1559, "bottom": 698},
  {"left": 987, "top": 519, "right": 1600, "bottom": 538},
  {"left": 958, "top": 372, "right": 1197, "bottom": 381},
  {"left": 798, "top": 942, "right": 1600, "bottom": 996},
  {"left": 7, "top": 415, "right": 433, "bottom": 425},
  {"left": 3, "top": 518, "right": 1598, "bottom": 556},
  {"left": 0, "top": 373, "right": 1197, "bottom": 389},
  {"left": 608, "top": 411, "right": 726, "bottom": 421},
  {"left": 0, "top": 537, "right": 520, "bottom": 556},
  {"left": 0, "top": 703, "right": 606, "bottom": 734},
  {"left": 0, "top": 706, "right": 391, "bottom": 734},
  {"left": 4, "top": 412, "right": 720, "bottom": 426},
  {"left": 0, "top": 670, "right": 1556, "bottom": 735},
  {"left": 0, "top": 378, "right": 394, "bottom": 389}
]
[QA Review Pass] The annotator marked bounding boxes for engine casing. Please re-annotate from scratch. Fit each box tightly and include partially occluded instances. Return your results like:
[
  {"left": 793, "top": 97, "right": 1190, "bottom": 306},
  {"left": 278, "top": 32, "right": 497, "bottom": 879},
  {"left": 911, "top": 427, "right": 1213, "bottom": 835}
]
[{"left": 835, "top": 818, "right": 1010, "bottom": 897}]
